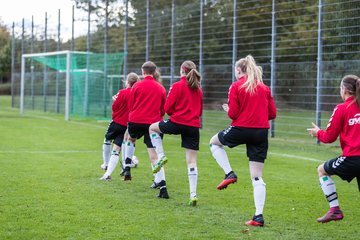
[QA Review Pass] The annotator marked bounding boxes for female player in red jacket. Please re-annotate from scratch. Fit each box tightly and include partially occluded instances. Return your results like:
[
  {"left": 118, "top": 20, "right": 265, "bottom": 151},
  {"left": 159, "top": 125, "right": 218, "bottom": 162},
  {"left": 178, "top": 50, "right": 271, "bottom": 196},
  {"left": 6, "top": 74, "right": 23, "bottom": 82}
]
[
  {"left": 209, "top": 55, "right": 276, "bottom": 226},
  {"left": 149, "top": 60, "right": 203, "bottom": 206},
  {"left": 307, "top": 74, "right": 360, "bottom": 223},
  {"left": 100, "top": 72, "right": 139, "bottom": 180},
  {"left": 123, "top": 61, "right": 169, "bottom": 198}
]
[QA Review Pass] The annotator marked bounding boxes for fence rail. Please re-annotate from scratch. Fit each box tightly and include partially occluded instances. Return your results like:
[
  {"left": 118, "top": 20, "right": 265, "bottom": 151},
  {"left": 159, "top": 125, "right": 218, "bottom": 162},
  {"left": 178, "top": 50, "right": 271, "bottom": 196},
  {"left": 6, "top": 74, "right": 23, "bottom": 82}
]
[{"left": 10, "top": 0, "right": 360, "bottom": 142}]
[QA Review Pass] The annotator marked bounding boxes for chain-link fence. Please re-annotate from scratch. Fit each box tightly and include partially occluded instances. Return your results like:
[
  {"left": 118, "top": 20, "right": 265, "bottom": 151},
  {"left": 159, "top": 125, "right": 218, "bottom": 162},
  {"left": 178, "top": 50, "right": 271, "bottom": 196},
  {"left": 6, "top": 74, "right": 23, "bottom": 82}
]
[{"left": 10, "top": 0, "right": 360, "bottom": 142}]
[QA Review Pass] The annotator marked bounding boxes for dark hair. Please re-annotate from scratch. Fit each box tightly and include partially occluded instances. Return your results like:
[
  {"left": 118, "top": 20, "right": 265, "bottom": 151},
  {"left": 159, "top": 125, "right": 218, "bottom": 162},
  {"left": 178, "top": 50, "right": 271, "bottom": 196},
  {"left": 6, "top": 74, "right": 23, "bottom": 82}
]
[
  {"left": 142, "top": 61, "right": 162, "bottom": 83},
  {"left": 341, "top": 74, "right": 360, "bottom": 107},
  {"left": 181, "top": 60, "right": 201, "bottom": 89}
]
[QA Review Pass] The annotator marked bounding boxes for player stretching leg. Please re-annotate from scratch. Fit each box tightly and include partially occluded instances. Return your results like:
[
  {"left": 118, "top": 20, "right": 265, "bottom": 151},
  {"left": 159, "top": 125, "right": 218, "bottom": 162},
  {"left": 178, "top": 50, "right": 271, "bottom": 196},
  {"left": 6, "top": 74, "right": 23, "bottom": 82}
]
[
  {"left": 209, "top": 55, "right": 276, "bottom": 226},
  {"left": 100, "top": 73, "right": 139, "bottom": 181},
  {"left": 150, "top": 60, "right": 203, "bottom": 205},
  {"left": 308, "top": 74, "right": 360, "bottom": 223},
  {"left": 124, "top": 61, "right": 169, "bottom": 198}
]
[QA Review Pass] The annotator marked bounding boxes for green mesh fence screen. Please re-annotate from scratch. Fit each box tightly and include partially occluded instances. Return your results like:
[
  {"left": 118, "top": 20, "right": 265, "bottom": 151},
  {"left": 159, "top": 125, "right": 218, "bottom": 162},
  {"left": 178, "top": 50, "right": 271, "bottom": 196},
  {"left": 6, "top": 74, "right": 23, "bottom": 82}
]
[{"left": 24, "top": 51, "right": 125, "bottom": 119}]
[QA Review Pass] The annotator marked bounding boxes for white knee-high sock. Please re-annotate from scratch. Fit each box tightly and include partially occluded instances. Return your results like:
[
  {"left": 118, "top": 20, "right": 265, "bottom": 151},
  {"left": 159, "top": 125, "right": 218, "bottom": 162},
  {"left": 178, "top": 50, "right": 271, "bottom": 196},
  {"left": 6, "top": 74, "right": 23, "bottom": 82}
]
[
  {"left": 124, "top": 141, "right": 135, "bottom": 167},
  {"left": 252, "top": 177, "right": 266, "bottom": 216},
  {"left": 121, "top": 141, "right": 125, "bottom": 169},
  {"left": 154, "top": 167, "right": 165, "bottom": 183},
  {"left": 102, "top": 140, "right": 111, "bottom": 165},
  {"left": 150, "top": 133, "right": 165, "bottom": 159},
  {"left": 210, "top": 144, "right": 232, "bottom": 174},
  {"left": 319, "top": 176, "right": 339, "bottom": 208},
  {"left": 104, "top": 150, "right": 119, "bottom": 177},
  {"left": 188, "top": 167, "right": 198, "bottom": 198}
]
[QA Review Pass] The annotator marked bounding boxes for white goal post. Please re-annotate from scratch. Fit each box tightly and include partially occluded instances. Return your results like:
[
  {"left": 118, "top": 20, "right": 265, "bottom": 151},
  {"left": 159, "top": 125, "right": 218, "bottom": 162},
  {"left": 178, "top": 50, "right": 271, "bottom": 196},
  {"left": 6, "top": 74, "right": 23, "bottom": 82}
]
[{"left": 20, "top": 50, "right": 87, "bottom": 121}]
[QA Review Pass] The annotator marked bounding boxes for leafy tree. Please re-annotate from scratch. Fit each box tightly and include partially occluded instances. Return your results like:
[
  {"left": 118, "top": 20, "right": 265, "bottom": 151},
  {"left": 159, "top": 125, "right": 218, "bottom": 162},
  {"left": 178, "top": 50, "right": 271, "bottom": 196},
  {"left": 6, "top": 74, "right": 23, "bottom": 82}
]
[
  {"left": 73, "top": 0, "right": 122, "bottom": 26},
  {"left": 0, "top": 19, "right": 11, "bottom": 83}
]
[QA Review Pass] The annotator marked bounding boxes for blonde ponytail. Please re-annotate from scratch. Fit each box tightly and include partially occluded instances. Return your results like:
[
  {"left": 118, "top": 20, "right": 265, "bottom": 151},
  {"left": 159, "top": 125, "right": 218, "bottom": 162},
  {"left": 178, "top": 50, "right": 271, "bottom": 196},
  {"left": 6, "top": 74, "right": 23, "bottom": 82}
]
[{"left": 236, "top": 55, "right": 263, "bottom": 94}]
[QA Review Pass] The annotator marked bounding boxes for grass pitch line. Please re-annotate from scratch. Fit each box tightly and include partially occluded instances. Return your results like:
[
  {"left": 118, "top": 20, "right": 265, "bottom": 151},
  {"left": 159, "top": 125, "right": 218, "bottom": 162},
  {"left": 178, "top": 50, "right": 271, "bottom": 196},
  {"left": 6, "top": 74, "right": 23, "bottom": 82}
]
[
  {"left": 18, "top": 114, "right": 60, "bottom": 121},
  {"left": 0, "top": 150, "right": 98, "bottom": 154},
  {"left": 189, "top": 144, "right": 323, "bottom": 163},
  {"left": 268, "top": 152, "right": 322, "bottom": 162},
  {"left": 0, "top": 148, "right": 321, "bottom": 162},
  {"left": 67, "top": 121, "right": 106, "bottom": 129}
]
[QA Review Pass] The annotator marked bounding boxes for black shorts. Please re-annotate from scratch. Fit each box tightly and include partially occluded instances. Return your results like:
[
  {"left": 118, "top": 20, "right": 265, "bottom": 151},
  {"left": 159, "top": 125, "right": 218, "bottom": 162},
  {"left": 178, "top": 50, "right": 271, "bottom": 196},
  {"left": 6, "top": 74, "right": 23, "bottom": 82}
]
[
  {"left": 324, "top": 156, "right": 360, "bottom": 190},
  {"left": 217, "top": 126, "right": 269, "bottom": 163},
  {"left": 159, "top": 119, "right": 200, "bottom": 150},
  {"left": 128, "top": 122, "right": 163, "bottom": 148},
  {"left": 104, "top": 121, "right": 127, "bottom": 146}
]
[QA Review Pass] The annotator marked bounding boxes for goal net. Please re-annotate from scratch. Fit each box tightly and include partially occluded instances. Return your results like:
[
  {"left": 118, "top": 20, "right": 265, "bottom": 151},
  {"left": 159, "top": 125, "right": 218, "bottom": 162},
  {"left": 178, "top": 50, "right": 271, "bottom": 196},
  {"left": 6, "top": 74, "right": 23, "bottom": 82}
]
[{"left": 19, "top": 50, "right": 126, "bottom": 120}]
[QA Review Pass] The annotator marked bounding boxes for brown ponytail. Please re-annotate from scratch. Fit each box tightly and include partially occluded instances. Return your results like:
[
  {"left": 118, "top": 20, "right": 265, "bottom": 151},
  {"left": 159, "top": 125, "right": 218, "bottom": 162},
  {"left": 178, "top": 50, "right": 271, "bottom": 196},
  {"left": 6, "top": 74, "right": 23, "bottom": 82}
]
[
  {"left": 341, "top": 74, "right": 360, "bottom": 107},
  {"left": 356, "top": 77, "right": 360, "bottom": 107},
  {"left": 153, "top": 68, "right": 162, "bottom": 84},
  {"left": 181, "top": 60, "right": 201, "bottom": 89},
  {"left": 142, "top": 61, "right": 162, "bottom": 83}
]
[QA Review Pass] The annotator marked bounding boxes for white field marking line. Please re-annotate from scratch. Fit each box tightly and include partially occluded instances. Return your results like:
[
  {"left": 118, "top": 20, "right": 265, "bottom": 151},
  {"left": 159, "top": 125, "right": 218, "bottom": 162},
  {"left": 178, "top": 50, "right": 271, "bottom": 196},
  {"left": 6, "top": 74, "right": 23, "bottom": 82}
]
[
  {"left": 165, "top": 148, "right": 322, "bottom": 162},
  {"left": 267, "top": 152, "right": 322, "bottom": 162},
  {"left": 0, "top": 150, "right": 98, "bottom": 154},
  {"left": 22, "top": 114, "right": 60, "bottom": 121},
  {"left": 18, "top": 113, "right": 106, "bottom": 129},
  {"left": 24, "top": 115, "right": 59, "bottom": 121},
  {"left": 198, "top": 141, "right": 322, "bottom": 162},
  {"left": 0, "top": 147, "right": 321, "bottom": 162},
  {"left": 66, "top": 121, "right": 106, "bottom": 129},
  {"left": 96, "top": 120, "right": 111, "bottom": 123}
]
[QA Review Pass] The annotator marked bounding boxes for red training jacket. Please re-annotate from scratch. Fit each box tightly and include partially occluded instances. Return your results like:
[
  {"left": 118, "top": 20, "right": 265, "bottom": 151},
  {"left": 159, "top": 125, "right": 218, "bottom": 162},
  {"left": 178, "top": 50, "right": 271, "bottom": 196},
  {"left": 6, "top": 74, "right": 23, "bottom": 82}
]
[
  {"left": 317, "top": 96, "right": 360, "bottom": 156},
  {"left": 112, "top": 87, "right": 131, "bottom": 126},
  {"left": 227, "top": 76, "right": 276, "bottom": 128},
  {"left": 165, "top": 76, "right": 203, "bottom": 128},
  {"left": 128, "top": 75, "right": 166, "bottom": 124}
]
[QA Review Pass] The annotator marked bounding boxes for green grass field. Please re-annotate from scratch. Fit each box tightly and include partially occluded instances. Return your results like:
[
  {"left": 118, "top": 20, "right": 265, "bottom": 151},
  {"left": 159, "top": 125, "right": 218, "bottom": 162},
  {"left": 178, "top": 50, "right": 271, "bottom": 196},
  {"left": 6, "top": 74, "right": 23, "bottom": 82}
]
[{"left": 0, "top": 95, "right": 359, "bottom": 240}]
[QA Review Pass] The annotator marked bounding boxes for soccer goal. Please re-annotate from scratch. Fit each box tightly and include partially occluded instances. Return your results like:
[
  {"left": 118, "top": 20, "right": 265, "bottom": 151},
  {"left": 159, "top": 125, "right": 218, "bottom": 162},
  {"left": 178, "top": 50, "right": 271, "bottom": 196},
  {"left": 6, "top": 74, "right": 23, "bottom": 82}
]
[{"left": 20, "top": 50, "right": 126, "bottom": 120}]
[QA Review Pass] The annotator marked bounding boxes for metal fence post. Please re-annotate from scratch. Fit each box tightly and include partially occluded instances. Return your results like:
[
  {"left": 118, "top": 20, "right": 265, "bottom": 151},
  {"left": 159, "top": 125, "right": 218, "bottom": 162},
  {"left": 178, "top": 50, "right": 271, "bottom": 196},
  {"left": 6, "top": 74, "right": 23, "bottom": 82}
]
[
  {"left": 123, "top": 0, "right": 128, "bottom": 83},
  {"left": 103, "top": 0, "right": 109, "bottom": 117},
  {"left": 146, "top": 0, "right": 150, "bottom": 61},
  {"left": 199, "top": 0, "right": 204, "bottom": 128},
  {"left": 199, "top": 0, "right": 204, "bottom": 80},
  {"left": 31, "top": 16, "right": 34, "bottom": 110},
  {"left": 11, "top": 22, "right": 15, "bottom": 108},
  {"left": 232, "top": 0, "right": 237, "bottom": 83},
  {"left": 71, "top": 5, "right": 75, "bottom": 52},
  {"left": 43, "top": 12, "right": 48, "bottom": 112},
  {"left": 71, "top": 5, "right": 75, "bottom": 115},
  {"left": 170, "top": 0, "right": 175, "bottom": 85},
  {"left": 20, "top": 55, "right": 25, "bottom": 114},
  {"left": 56, "top": 9, "right": 61, "bottom": 113},
  {"left": 85, "top": 2, "right": 91, "bottom": 116},
  {"left": 270, "top": 0, "right": 277, "bottom": 138},
  {"left": 316, "top": 0, "right": 323, "bottom": 144},
  {"left": 65, "top": 51, "right": 71, "bottom": 121},
  {"left": 21, "top": 19, "right": 25, "bottom": 110}
]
